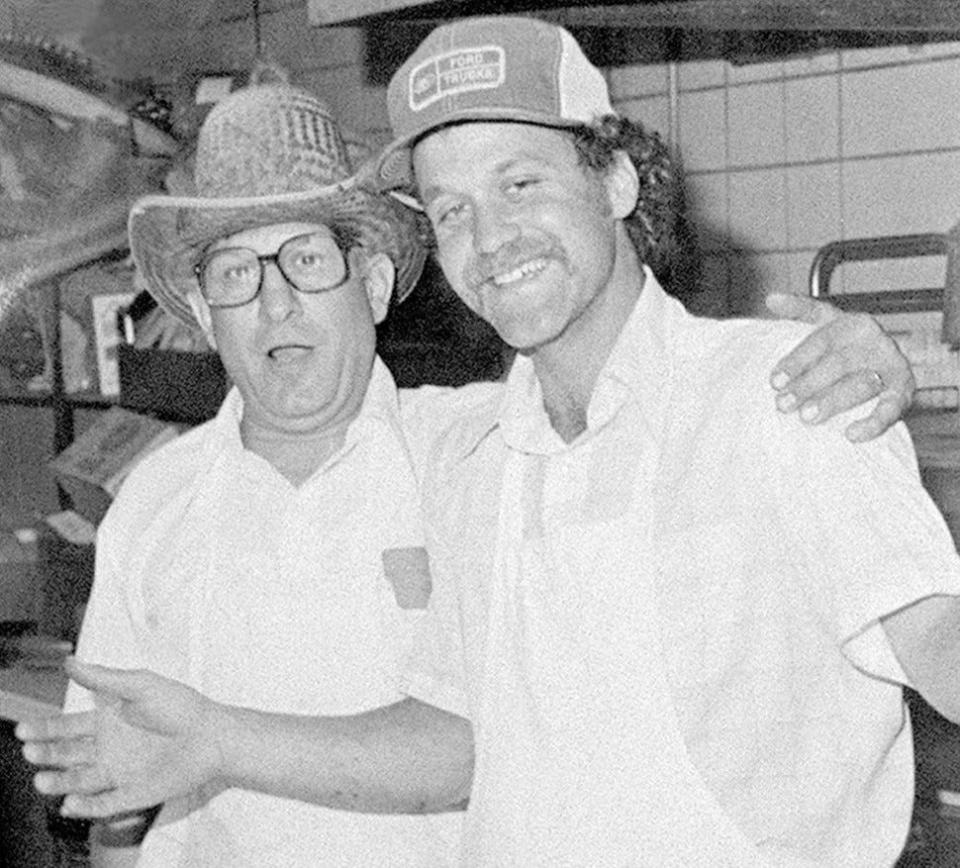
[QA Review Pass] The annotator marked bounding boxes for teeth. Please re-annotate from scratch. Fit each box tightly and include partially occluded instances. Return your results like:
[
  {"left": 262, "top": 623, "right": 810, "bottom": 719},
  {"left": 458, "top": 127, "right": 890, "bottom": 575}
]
[
  {"left": 491, "top": 259, "right": 546, "bottom": 286},
  {"left": 268, "top": 345, "right": 310, "bottom": 360}
]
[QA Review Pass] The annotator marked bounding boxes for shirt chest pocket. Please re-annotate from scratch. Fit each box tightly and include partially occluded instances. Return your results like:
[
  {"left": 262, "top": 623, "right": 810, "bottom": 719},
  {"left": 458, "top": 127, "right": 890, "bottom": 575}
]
[
  {"left": 378, "top": 546, "right": 433, "bottom": 669},
  {"left": 382, "top": 546, "right": 432, "bottom": 610}
]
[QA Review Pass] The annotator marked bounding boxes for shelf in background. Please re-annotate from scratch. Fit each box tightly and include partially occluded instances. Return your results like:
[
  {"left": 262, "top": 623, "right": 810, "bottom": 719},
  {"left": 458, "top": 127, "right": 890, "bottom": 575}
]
[{"left": 0, "top": 389, "right": 116, "bottom": 411}]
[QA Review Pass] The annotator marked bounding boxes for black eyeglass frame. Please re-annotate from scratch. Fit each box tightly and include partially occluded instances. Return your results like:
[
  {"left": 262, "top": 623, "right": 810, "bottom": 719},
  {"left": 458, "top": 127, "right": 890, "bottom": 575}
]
[{"left": 193, "top": 230, "right": 353, "bottom": 309}]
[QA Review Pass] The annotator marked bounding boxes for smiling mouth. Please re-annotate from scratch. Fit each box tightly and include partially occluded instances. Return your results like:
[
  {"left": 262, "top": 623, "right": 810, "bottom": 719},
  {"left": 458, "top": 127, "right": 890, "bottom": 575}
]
[{"left": 489, "top": 258, "right": 549, "bottom": 287}]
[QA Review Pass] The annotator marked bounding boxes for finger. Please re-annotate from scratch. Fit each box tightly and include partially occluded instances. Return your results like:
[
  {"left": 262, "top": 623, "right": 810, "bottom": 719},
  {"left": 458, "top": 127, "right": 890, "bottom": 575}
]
[
  {"left": 844, "top": 395, "right": 906, "bottom": 443},
  {"left": 769, "top": 328, "right": 833, "bottom": 390},
  {"left": 792, "top": 369, "right": 883, "bottom": 425},
  {"left": 22, "top": 736, "right": 96, "bottom": 768},
  {"left": 65, "top": 658, "right": 150, "bottom": 702},
  {"left": 61, "top": 790, "right": 134, "bottom": 820},
  {"left": 765, "top": 293, "right": 839, "bottom": 327},
  {"left": 775, "top": 353, "right": 847, "bottom": 414},
  {"left": 15, "top": 710, "right": 98, "bottom": 742},
  {"left": 34, "top": 764, "right": 115, "bottom": 797},
  {"left": 876, "top": 362, "right": 917, "bottom": 408}
]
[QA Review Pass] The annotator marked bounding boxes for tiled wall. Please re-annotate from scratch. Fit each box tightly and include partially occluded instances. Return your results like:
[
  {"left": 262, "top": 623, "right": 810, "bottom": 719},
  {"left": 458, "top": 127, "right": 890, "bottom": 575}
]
[
  {"left": 198, "top": 7, "right": 960, "bottom": 319},
  {"left": 610, "top": 41, "right": 960, "bottom": 315}
]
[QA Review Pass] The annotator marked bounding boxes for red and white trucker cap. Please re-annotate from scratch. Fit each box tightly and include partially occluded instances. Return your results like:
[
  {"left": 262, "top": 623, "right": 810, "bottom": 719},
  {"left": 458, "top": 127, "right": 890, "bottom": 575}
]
[{"left": 374, "top": 15, "right": 615, "bottom": 190}]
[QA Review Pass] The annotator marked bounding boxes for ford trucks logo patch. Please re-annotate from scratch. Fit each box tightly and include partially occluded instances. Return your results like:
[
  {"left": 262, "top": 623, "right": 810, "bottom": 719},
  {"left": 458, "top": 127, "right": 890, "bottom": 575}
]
[{"left": 409, "top": 46, "right": 505, "bottom": 112}]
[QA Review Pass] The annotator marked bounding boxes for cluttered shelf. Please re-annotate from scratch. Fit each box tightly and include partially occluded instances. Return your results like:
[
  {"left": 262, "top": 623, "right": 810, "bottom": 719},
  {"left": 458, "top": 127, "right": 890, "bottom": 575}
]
[{"left": 0, "top": 389, "right": 115, "bottom": 412}]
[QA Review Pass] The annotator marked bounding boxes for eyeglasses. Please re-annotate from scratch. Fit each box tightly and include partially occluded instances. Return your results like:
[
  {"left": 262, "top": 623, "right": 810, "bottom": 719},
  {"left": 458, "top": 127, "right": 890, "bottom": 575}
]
[{"left": 194, "top": 231, "right": 351, "bottom": 308}]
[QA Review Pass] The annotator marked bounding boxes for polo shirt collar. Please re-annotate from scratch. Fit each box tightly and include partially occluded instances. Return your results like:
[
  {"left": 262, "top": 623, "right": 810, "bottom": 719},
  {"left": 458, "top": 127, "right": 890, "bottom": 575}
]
[{"left": 485, "top": 265, "right": 673, "bottom": 455}]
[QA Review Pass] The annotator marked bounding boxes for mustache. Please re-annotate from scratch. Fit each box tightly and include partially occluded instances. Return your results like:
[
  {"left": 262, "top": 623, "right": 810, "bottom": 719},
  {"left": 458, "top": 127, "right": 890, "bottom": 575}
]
[{"left": 462, "top": 238, "right": 564, "bottom": 290}]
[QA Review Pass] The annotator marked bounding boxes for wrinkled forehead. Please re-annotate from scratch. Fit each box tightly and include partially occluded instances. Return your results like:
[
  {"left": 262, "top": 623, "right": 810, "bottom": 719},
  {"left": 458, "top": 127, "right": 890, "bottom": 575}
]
[{"left": 206, "top": 221, "right": 339, "bottom": 253}]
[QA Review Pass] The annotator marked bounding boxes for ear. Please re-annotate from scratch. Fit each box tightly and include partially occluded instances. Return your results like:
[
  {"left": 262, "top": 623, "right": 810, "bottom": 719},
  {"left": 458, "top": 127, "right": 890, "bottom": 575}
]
[
  {"left": 604, "top": 150, "right": 640, "bottom": 220},
  {"left": 186, "top": 290, "right": 217, "bottom": 350},
  {"left": 360, "top": 251, "right": 396, "bottom": 325}
]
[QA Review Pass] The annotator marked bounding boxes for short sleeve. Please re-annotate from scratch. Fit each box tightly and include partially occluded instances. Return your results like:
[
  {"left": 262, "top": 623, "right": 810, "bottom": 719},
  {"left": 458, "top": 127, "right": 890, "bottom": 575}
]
[
  {"left": 65, "top": 513, "right": 149, "bottom": 713},
  {"left": 767, "top": 407, "right": 960, "bottom": 684}
]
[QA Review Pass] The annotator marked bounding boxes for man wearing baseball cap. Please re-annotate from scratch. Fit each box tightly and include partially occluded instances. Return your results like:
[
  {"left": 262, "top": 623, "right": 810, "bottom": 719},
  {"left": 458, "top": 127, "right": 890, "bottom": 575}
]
[
  {"left": 19, "top": 17, "right": 939, "bottom": 868},
  {"left": 364, "top": 17, "right": 960, "bottom": 866}
]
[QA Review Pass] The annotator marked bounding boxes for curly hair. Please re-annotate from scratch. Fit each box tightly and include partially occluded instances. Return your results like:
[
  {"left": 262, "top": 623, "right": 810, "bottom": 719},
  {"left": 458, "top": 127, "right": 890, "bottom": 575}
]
[{"left": 570, "top": 115, "right": 685, "bottom": 282}]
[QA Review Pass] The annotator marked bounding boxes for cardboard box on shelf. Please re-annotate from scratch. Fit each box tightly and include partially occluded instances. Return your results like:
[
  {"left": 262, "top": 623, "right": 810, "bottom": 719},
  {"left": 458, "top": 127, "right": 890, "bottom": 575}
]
[{"left": 47, "top": 406, "right": 179, "bottom": 526}]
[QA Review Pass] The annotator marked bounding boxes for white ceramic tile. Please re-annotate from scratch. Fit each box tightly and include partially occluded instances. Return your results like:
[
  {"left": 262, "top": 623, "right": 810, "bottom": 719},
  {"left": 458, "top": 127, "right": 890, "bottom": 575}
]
[
  {"left": 689, "top": 218, "right": 732, "bottom": 255},
  {"left": 728, "top": 82, "right": 786, "bottom": 167},
  {"left": 728, "top": 252, "right": 790, "bottom": 314},
  {"left": 784, "top": 77, "right": 839, "bottom": 163},
  {"left": 785, "top": 250, "right": 817, "bottom": 297},
  {"left": 785, "top": 163, "right": 842, "bottom": 249},
  {"left": 689, "top": 253, "right": 731, "bottom": 318},
  {"left": 841, "top": 43, "right": 914, "bottom": 70},
  {"left": 617, "top": 96, "right": 671, "bottom": 144},
  {"left": 783, "top": 51, "right": 840, "bottom": 77},
  {"left": 870, "top": 310, "right": 943, "bottom": 336},
  {"left": 684, "top": 172, "right": 728, "bottom": 252},
  {"left": 258, "top": 0, "right": 301, "bottom": 11},
  {"left": 841, "top": 59, "right": 960, "bottom": 157},
  {"left": 207, "top": 0, "right": 251, "bottom": 22},
  {"left": 762, "top": 253, "right": 793, "bottom": 296},
  {"left": 834, "top": 256, "right": 947, "bottom": 296},
  {"left": 842, "top": 151, "right": 960, "bottom": 239},
  {"left": 678, "top": 89, "right": 727, "bottom": 171},
  {"left": 727, "top": 57, "right": 784, "bottom": 84},
  {"left": 728, "top": 169, "right": 789, "bottom": 252},
  {"left": 678, "top": 59, "right": 726, "bottom": 90},
  {"left": 903, "top": 40, "right": 960, "bottom": 60},
  {"left": 608, "top": 63, "right": 669, "bottom": 100}
]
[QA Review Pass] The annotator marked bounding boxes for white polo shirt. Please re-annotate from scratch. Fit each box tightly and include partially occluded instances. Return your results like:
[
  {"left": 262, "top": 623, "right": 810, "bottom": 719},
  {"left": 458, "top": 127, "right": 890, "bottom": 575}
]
[
  {"left": 406, "top": 270, "right": 960, "bottom": 867},
  {"left": 68, "top": 359, "right": 494, "bottom": 868}
]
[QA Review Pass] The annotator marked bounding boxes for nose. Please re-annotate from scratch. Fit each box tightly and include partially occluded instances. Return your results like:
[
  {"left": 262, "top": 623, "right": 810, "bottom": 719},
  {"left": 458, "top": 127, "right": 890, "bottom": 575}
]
[
  {"left": 258, "top": 260, "right": 302, "bottom": 321},
  {"left": 472, "top": 200, "right": 519, "bottom": 255}
]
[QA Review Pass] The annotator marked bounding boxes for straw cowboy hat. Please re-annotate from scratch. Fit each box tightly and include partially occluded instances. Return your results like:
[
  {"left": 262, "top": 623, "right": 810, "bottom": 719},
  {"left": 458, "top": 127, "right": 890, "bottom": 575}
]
[{"left": 129, "top": 83, "right": 426, "bottom": 326}]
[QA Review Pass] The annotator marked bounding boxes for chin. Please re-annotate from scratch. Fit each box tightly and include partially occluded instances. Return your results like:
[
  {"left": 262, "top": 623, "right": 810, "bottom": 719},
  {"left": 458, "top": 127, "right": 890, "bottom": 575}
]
[
  {"left": 490, "top": 315, "right": 563, "bottom": 354},
  {"left": 481, "top": 289, "right": 569, "bottom": 343}
]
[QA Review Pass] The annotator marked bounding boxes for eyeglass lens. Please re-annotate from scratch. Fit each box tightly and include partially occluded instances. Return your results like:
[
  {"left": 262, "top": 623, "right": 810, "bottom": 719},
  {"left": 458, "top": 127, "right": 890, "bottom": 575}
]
[{"left": 198, "top": 232, "right": 349, "bottom": 307}]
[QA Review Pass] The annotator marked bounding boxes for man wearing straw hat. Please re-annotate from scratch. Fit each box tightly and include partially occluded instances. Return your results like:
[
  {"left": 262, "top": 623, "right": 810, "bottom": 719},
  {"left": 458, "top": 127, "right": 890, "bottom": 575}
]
[
  {"left": 18, "top": 18, "right": 926, "bottom": 867},
  {"left": 47, "top": 81, "right": 479, "bottom": 867}
]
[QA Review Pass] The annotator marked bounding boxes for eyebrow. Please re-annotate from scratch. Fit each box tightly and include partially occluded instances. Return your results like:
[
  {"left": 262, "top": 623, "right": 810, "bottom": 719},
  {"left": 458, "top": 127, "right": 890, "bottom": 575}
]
[{"left": 419, "top": 153, "right": 555, "bottom": 206}]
